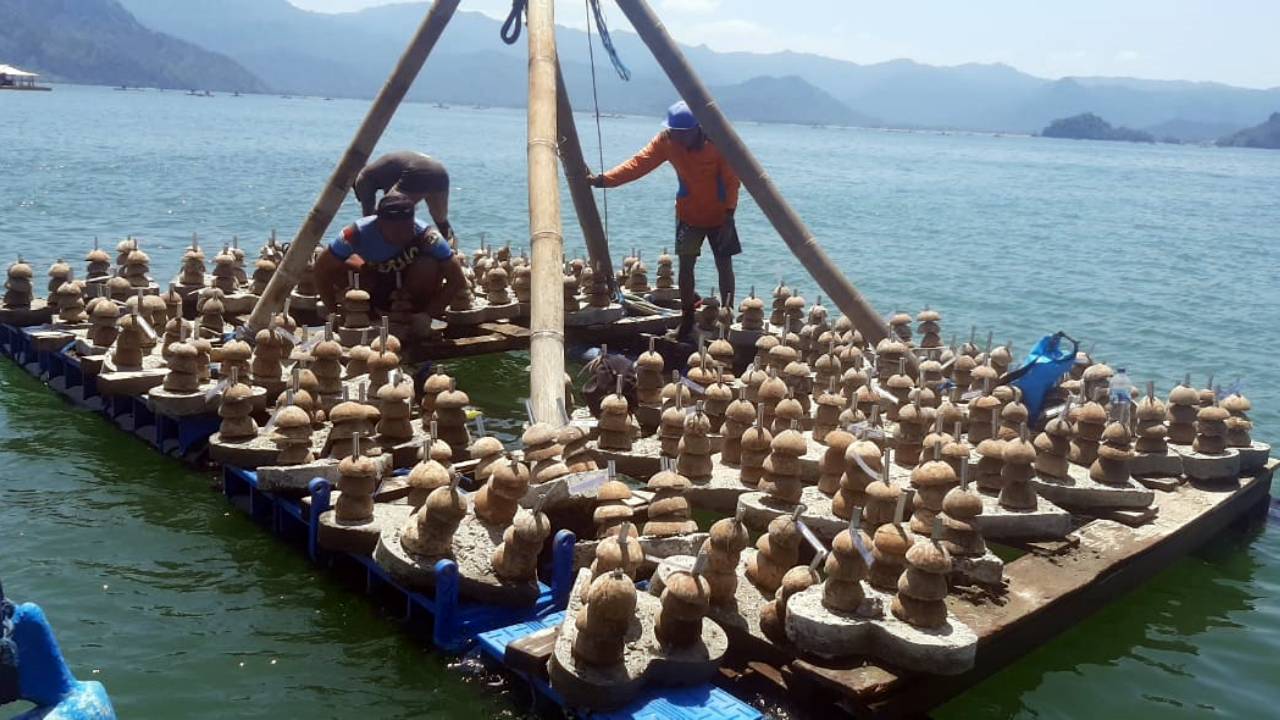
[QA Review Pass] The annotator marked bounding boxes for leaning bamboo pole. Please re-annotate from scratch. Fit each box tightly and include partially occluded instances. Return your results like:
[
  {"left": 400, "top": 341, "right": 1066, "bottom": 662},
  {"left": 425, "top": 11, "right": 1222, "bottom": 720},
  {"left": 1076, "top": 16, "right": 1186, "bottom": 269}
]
[
  {"left": 554, "top": 61, "right": 615, "bottom": 290},
  {"left": 526, "top": 0, "right": 567, "bottom": 424},
  {"left": 614, "top": 0, "right": 913, "bottom": 372},
  {"left": 246, "top": 0, "right": 461, "bottom": 332}
]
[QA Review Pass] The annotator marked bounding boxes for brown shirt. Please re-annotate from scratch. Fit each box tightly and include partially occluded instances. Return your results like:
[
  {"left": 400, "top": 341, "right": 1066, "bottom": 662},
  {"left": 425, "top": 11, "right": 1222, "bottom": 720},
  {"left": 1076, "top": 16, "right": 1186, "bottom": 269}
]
[{"left": 353, "top": 151, "right": 449, "bottom": 216}]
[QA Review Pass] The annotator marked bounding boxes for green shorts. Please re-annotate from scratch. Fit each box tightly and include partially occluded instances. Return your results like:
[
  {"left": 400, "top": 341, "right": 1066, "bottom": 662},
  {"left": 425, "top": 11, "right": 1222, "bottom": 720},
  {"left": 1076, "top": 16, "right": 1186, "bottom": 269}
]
[{"left": 676, "top": 218, "right": 742, "bottom": 258}]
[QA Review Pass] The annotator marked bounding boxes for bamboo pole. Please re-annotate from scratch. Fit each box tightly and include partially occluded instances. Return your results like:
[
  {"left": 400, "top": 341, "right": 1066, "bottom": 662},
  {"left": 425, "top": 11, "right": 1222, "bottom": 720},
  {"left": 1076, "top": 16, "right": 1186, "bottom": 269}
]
[
  {"left": 246, "top": 0, "right": 461, "bottom": 332},
  {"left": 527, "top": 0, "right": 567, "bottom": 425},
  {"left": 554, "top": 61, "right": 615, "bottom": 290},
  {"left": 614, "top": 0, "right": 914, "bottom": 372}
]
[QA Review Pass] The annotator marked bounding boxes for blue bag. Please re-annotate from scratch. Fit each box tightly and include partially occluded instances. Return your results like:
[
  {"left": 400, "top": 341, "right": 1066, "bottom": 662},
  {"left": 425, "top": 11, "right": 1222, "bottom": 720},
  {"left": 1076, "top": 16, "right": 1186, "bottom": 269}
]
[{"left": 1006, "top": 332, "right": 1078, "bottom": 424}]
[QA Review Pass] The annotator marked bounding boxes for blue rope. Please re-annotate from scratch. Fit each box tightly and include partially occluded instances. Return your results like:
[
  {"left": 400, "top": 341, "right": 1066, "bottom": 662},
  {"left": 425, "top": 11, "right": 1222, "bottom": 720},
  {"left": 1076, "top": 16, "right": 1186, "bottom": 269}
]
[
  {"left": 588, "top": 0, "right": 631, "bottom": 81},
  {"left": 500, "top": 0, "right": 527, "bottom": 45}
]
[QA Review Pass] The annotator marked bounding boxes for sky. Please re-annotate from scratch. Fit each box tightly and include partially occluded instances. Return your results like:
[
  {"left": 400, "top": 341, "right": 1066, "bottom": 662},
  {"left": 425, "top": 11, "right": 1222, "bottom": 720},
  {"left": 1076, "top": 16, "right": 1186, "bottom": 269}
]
[{"left": 287, "top": 0, "right": 1280, "bottom": 89}]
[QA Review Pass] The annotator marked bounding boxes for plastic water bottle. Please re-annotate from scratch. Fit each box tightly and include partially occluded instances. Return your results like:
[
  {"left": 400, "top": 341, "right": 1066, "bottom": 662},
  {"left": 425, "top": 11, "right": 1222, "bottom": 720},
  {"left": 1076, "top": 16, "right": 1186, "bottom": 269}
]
[{"left": 1109, "top": 367, "right": 1134, "bottom": 405}]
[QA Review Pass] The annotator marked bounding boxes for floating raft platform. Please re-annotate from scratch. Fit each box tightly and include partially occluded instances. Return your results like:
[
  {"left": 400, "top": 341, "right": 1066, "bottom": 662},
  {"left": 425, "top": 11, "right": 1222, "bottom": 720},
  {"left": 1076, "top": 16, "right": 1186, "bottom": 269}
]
[{"left": 1, "top": 319, "right": 1273, "bottom": 719}]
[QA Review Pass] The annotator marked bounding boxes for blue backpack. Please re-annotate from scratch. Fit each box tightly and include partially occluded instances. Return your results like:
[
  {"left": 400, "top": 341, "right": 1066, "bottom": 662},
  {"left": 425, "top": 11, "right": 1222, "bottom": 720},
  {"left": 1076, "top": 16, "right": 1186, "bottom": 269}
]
[{"left": 1006, "top": 332, "right": 1078, "bottom": 424}]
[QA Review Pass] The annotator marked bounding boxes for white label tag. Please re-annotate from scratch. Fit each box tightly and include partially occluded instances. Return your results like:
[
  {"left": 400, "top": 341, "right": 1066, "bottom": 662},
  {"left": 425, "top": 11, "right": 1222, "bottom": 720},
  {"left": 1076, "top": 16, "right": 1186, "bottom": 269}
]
[
  {"left": 136, "top": 314, "right": 158, "bottom": 341},
  {"left": 849, "top": 449, "right": 880, "bottom": 479},
  {"left": 204, "top": 378, "right": 230, "bottom": 401},
  {"left": 796, "top": 518, "right": 826, "bottom": 556},
  {"left": 567, "top": 469, "right": 609, "bottom": 497},
  {"left": 681, "top": 376, "right": 706, "bottom": 395},
  {"left": 960, "top": 389, "right": 983, "bottom": 402},
  {"left": 850, "top": 530, "right": 874, "bottom": 566},
  {"left": 870, "top": 381, "right": 898, "bottom": 405},
  {"left": 263, "top": 404, "right": 285, "bottom": 434}
]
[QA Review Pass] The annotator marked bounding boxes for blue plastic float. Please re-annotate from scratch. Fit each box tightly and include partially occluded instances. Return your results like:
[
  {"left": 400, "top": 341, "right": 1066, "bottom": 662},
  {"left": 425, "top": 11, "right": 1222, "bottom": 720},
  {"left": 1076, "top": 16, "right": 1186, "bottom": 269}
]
[{"left": 1, "top": 589, "right": 116, "bottom": 720}]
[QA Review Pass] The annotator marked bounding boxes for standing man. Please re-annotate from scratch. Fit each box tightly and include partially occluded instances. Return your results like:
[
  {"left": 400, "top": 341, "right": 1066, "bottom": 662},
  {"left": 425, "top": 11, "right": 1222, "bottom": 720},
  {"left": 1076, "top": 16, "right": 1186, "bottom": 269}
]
[
  {"left": 588, "top": 101, "right": 740, "bottom": 341},
  {"left": 354, "top": 151, "right": 455, "bottom": 244}
]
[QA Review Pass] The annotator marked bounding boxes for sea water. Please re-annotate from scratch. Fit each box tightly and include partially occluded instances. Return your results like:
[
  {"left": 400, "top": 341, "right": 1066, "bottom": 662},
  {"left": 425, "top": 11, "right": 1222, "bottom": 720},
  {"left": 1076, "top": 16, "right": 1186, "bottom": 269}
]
[{"left": 1, "top": 84, "right": 1277, "bottom": 719}]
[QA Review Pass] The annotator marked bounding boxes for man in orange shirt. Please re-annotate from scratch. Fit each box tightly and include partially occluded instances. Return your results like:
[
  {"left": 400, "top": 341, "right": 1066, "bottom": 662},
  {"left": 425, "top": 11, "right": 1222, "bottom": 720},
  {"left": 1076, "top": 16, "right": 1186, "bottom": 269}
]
[{"left": 588, "top": 101, "right": 741, "bottom": 341}]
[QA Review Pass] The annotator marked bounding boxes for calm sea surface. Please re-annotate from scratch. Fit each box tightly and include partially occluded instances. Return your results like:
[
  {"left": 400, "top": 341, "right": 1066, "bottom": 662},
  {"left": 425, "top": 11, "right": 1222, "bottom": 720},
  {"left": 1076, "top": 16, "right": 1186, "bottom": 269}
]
[{"left": 1, "top": 84, "right": 1278, "bottom": 719}]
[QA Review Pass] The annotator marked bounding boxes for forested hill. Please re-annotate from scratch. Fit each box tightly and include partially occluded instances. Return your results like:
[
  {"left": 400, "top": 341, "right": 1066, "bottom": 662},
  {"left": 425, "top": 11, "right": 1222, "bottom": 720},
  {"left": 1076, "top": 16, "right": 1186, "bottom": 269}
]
[{"left": 0, "top": 0, "right": 267, "bottom": 92}]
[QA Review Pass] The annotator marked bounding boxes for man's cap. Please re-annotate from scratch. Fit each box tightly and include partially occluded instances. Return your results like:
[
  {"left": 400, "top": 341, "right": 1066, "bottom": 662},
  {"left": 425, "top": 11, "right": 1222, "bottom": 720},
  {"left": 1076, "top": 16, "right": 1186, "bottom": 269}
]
[
  {"left": 663, "top": 100, "right": 699, "bottom": 131},
  {"left": 377, "top": 192, "right": 415, "bottom": 220},
  {"left": 395, "top": 165, "right": 449, "bottom": 195}
]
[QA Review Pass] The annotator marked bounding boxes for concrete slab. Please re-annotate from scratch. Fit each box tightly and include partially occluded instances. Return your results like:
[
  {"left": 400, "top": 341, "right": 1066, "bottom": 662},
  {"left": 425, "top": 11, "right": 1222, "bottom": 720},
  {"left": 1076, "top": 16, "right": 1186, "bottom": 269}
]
[
  {"left": 565, "top": 304, "right": 625, "bottom": 327},
  {"left": 971, "top": 492, "right": 1072, "bottom": 540},
  {"left": 1130, "top": 448, "right": 1183, "bottom": 478},
  {"left": 572, "top": 532, "right": 709, "bottom": 574},
  {"left": 737, "top": 486, "right": 844, "bottom": 542},
  {"left": 1029, "top": 462, "right": 1155, "bottom": 512},
  {"left": 256, "top": 458, "right": 341, "bottom": 493},
  {"left": 1174, "top": 446, "right": 1241, "bottom": 483},
  {"left": 785, "top": 584, "right": 978, "bottom": 675},
  {"left": 148, "top": 383, "right": 219, "bottom": 416},
  {"left": 548, "top": 568, "right": 728, "bottom": 712},
  {"left": 372, "top": 509, "right": 543, "bottom": 607},
  {"left": 317, "top": 498, "right": 411, "bottom": 555}
]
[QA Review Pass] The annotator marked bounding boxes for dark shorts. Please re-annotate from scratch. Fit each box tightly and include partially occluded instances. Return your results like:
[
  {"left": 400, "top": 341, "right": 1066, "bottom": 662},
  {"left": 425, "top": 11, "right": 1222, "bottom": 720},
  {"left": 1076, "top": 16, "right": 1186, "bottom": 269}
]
[{"left": 676, "top": 218, "right": 741, "bottom": 258}]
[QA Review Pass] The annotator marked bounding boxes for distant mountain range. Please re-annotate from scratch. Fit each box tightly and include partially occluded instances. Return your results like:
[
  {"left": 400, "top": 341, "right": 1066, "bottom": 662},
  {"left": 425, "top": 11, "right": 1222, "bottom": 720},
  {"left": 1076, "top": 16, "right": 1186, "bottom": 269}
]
[
  {"left": 1041, "top": 113, "right": 1154, "bottom": 143},
  {"left": 8, "top": 0, "right": 1280, "bottom": 140},
  {"left": 1217, "top": 113, "right": 1280, "bottom": 149},
  {"left": 0, "top": 0, "right": 265, "bottom": 92}
]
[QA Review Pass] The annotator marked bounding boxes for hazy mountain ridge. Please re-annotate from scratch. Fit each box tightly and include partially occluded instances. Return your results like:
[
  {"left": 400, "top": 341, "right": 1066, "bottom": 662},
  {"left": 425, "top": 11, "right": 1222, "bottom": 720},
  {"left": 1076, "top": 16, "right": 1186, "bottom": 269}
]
[
  {"left": 59, "top": 0, "right": 1280, "bottom": 137},
  {"left": 0, "top": 0, "right": 266, "bottom": 92},
  {"left": 1217, "top": 113, "right": 1280, "bottom": 149}
]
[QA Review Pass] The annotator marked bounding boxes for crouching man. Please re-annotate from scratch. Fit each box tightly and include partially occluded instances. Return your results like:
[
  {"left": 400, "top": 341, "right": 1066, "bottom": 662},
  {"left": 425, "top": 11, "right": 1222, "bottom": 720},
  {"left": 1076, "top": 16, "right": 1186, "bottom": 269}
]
[{"left": 314, "top": 192, "right": 464, "bottom": 320}]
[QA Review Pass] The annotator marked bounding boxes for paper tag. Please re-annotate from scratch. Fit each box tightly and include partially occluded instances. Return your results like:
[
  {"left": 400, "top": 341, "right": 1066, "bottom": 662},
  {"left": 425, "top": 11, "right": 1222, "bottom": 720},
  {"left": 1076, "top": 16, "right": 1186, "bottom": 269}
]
[
  {"left": 570, "top": 416, "right": 598, "bottom": 432},
  {"left": 135, "top": 313, "right": 158, "bottom": 341},
  {"left": 391, "top": 369, "right": 404, "bottom": 387},
  {"left": 567, "top": 469, "right": 609, "bottom": 497},
  {"left": 263, "top": 403, "right": 285, "bottom": 434},
  {"left": 691, "top": 550, "right": 709, "bottom": 576},
  {"left": 275, "top": 327, "right": 301, "bottom": 345},
  {"left": 204, "top": 377, "right": 230, "bottom": 401},
  {"left": 960, "top": 389, "right": 983, "bottom": 402},
  {"left": 796, "top": 518, "right": 826, "bottom": 556},
  {"left": 849, "top": 449, "right": 880, "bottom": 479},
  {"left": 850, "top": 529, "right": 874, "bottom": 566},
  {"left": 870, "top": 381, "right": 898, "bottom": 405},
  {"left": 681, "top": 376, "right": 706, "bottom": 395}
]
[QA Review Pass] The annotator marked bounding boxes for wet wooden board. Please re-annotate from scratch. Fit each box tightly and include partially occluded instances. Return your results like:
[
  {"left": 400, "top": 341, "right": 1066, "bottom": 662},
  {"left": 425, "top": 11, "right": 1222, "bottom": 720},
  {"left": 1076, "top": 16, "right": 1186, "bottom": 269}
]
[
  {"left": 404, "top": 322, "right": 531, "bottom": 361},
  {"left": 785, "top": 460, "right": 1276, "bottom": 718}
]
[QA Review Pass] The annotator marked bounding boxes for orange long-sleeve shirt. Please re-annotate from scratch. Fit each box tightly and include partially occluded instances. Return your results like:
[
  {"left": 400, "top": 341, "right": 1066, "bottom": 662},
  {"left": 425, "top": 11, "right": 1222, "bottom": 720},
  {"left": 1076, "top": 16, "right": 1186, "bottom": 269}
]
[{"left": 601, "top": 131, "right": 740, "bottom": 228}]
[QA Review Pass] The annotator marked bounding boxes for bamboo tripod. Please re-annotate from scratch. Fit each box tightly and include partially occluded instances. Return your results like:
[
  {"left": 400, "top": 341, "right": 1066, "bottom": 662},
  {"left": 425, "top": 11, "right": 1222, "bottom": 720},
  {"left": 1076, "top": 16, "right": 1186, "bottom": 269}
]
[{"left": 247, "top": 0, "right": 911, "bottom": 426}]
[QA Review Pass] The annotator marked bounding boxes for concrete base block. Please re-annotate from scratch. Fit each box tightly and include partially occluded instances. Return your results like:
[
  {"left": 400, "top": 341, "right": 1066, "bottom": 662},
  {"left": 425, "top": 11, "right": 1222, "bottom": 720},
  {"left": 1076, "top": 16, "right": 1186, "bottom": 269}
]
[
  {"left": 373, "top": 510, "right": 541, "bottom": 607},
  {"left": 949, "top": 550, "right": 1004, "bottom": 587},
  {"left": 208, "top": 431, "right": 280, "bottom": 468},
  {"left": 548, "top": 568, "right": 728, "bottom": 713},
  {"left": 785, "top": 584, "right": 978, "bottom": 675},
  {"left": 148, "top": 384, "right": 218, "bottom": 416},
  {"left": 1175, "top": 446, "right": 1241, "bottom": 483},
  {"left": 288, "top": 292, "right": 320, "bottom": 312},
  {"left": 316, "top": 498, "right": 410, "bottom": 555},
  {"left": 1130, "top": 448, "right": 1184, "bottom": 478},
  {"left": 1234, "top": 441, "right": 1271, "bottom": 474},
  {"left": 572, "top": 532, "right": 709, "bottom": 574},
  {"left": 221, "top": 292, "right": 258, "bottom": 316},
  {"left": 338, "top": 325, "right": 374, "bottom": 347},
  {"left": 96, "top": 367, "right": 169, "bottom": 397},
  {"left": 727, "top": 322, "right": 766, "bottom": 349},
  {"left": 683, "top": 457, "right": 754, "bottom": 514},
  {"left": 256, "top": 459, "right": 341, "bottom": 493},
  {"left": 737, "top": 486, "right": 845, "bottom": 542},
  {"left": 972, "top": 492, "right": 1072, "bottom": 540},
  {"left": 29, "top": 326, "right": 82, "bottom": 353},
  {"left": 0, "top": 301, "right": 54, "bottom": 327},
  {"left": 1030, "top": 463, "right": 1155, "bottom": 512}
]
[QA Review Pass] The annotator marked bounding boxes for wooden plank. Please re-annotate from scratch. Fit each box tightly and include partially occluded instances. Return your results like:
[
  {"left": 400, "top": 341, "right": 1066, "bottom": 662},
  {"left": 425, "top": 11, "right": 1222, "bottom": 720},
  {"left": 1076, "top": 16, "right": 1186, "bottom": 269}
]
[{"left": 505, "top": 626, "right": 557, "bottom": 679}]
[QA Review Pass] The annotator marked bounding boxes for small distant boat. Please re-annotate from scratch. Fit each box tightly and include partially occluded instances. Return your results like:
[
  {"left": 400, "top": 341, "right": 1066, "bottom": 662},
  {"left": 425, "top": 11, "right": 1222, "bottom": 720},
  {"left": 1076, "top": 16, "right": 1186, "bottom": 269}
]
[
  {"left": 186, "top": 89, "right": 213, "bottom": 97},
  {"left": 0, "top": 64, "right": 51, "bottom": 92},
  {"left": 433, "top": 102, "right": 450, "bottom": 109},
  {"left": 472, "top": 104, "right": 489, "bottom": 110},
  {"left": 1, "top": 584, "right": 117, "bottom": 719}
]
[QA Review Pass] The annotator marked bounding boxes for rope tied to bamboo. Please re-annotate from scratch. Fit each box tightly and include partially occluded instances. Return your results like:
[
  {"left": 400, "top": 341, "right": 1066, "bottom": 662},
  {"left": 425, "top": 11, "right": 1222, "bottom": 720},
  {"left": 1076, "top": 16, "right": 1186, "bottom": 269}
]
[{"left": 500, "top": 0, "right": 527, "bottom": 45}]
